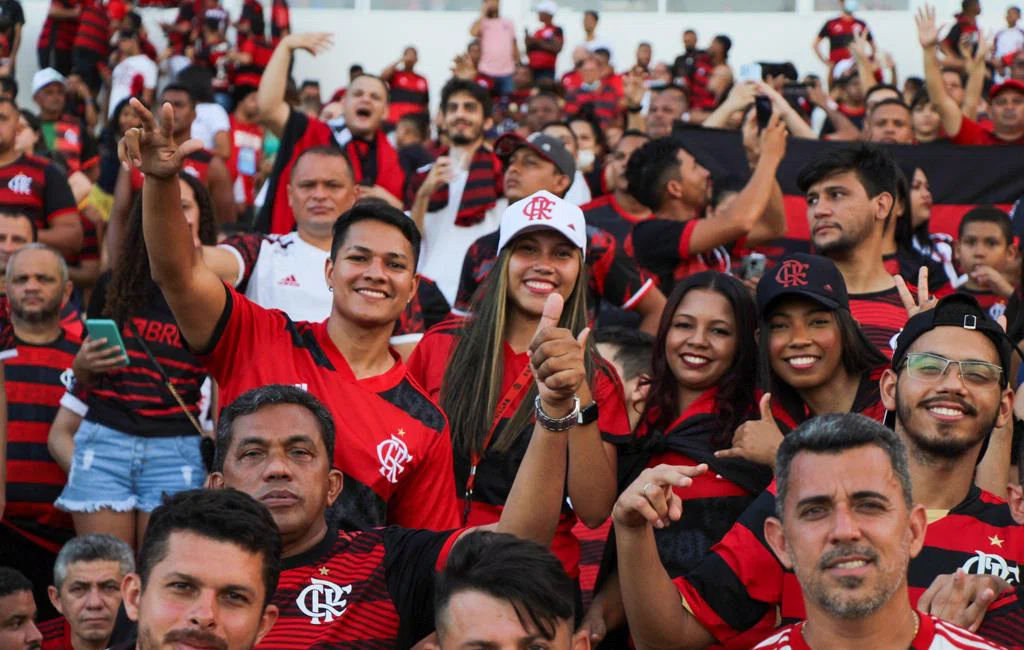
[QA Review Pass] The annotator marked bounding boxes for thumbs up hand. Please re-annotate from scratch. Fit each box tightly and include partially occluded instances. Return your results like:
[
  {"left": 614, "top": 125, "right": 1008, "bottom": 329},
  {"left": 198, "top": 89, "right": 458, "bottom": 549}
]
[
  {"left": 714, "top": 393, "right": 784, "bottom": 469},
  {"left": 529, "top": 293, "right": 590, "bottom": 417}
]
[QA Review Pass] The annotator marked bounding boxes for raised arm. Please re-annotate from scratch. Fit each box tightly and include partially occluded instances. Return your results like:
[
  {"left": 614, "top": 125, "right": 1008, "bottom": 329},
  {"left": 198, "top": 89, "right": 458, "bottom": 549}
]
[
  {"left": 257, "top": 32, "right": 333, "bottom": 137},
  {"left": 120, "top": 99, "right": 230, "bottom": 353},
  {"left": 961, "top": 32, "right": 991, "bottom": 121},
  {"left": 701, "top": 81, "right": 757, "bottom": 130},
  {"left": 918, "top": 5, "right": 964, "bottom": 137}
]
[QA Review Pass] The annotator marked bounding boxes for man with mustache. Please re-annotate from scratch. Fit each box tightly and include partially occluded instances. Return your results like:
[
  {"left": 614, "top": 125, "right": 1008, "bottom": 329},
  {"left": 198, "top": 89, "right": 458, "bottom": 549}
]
[
  {"left": 755, "top": 414, "right": 1006, "bottom": 649},
  {"left": 612, "top": 293, "right": 1024, "bottom": 648},
  {"left": 112, "top": 489, "right": 281, "bottom": 650},
  {"left": 0, "top": 244, "right": 78, "bottom": 622}
]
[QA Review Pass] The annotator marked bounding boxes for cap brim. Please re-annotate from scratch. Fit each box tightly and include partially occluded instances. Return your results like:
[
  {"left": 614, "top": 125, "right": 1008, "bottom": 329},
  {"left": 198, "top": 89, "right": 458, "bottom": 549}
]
[{"left": 761, "top": 289, "right": 843, "bottom": 314}]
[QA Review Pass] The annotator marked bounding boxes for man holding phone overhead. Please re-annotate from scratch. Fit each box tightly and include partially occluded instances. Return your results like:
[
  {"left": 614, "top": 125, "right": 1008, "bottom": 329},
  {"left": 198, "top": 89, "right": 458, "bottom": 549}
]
[{"left": 0, "top": 243, "right": 79, "bottom": 621}]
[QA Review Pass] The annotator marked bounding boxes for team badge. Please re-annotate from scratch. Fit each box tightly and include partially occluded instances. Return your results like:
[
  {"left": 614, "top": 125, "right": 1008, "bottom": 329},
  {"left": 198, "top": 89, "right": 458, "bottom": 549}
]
[
  {"left": 377, "top": 430, "right": 413, "bottom": 484},
  {"left": 296, "top": 577, "right": 352, "bottom": 625}
]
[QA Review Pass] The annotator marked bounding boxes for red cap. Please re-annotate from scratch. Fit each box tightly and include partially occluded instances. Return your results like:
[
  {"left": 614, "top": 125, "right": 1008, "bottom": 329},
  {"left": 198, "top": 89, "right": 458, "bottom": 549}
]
[{"left": 989, "top": 78, "right": 1024, "bottom": 99}]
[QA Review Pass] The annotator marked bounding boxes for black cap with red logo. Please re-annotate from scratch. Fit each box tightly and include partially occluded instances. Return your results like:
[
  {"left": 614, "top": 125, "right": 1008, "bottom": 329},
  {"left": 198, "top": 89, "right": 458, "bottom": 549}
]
[{"left": 755, "top": 253, "right": 850, "bottom": 314}]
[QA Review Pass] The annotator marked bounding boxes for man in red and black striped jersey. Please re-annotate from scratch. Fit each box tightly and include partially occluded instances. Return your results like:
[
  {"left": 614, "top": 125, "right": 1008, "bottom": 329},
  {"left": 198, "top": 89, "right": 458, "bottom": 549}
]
[
  {"left": 813, "top": 1, "right": 874, "bottom": 66},
  {"left": 69, "top": 0, "right": 109, "bottom": 95},
  {"left": 381, "top": 46, "right": 429, "bottom": 127},
  {"left": 452, "top": 132, "right": 666, "bottom": 334},
  {"left": 0, "top": 99, "right": 82, "bottom": 260},
  {"left": 751, "top": 415, "right": 1006, "bottom": 650},
  {"left": 525, "top": 1, "right": 563, "bottom": 83},
  {"left": 0, "top": 244, "right": 79, "bottom": 623},
  {"left": 205, "top": 377, "right": 573, "bottom": 649},
  {"left": 31, "top": 70, "right": 99, "bottom": 177},
  {"left": 270, "top": 0, "right": 289, "bottom": 46},
  {"left": 799, "top": 143, "right": 914, "bottom": 358},
  {"left": 614, "top": 293, "right": 1024, "bottom": 649},
  {"left": 126, "top": 100, "right": 457, "bottom": 531},
  {"left": 255, "top": 32, "right": 405, "bottom": 235},
  {"left": 39, "top": 533, "right": 134, "bottom": 650},
  {"left": 112, "top": 83, "right": 235, "bottom": 232},
  {"left": 623, "top": 129, "right": 786, "bottom": 296},
  {"left": 36, "top": 0, "right": 79, "bottom": 76}
]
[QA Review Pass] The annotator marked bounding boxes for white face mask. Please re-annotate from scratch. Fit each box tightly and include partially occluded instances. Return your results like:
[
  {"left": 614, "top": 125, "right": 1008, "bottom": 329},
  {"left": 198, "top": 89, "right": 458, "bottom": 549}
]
[
  {"left": 577, "top": 149, "right": 596, "bottom": 169},
  {"left": 844, "top": 0, "right": 858, "bottom": 12}
]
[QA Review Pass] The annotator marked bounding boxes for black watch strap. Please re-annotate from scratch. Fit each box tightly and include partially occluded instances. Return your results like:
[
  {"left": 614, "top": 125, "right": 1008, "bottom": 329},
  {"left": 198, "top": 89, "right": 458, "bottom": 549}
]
[{"left": 577, "top": 401, "right": 599, "bottom": 425}]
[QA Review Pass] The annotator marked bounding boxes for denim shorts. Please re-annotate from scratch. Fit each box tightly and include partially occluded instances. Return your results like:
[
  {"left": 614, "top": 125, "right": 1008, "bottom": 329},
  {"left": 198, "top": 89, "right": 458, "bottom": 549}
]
[{"left": 55, "top": 420, "right": 205, "bottom": 514}]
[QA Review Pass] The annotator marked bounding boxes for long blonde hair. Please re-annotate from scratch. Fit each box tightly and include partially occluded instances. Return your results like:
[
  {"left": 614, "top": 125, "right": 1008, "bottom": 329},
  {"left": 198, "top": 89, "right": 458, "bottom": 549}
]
[{"left": 440, "top": 245, "right": 595, "bottom": 457}]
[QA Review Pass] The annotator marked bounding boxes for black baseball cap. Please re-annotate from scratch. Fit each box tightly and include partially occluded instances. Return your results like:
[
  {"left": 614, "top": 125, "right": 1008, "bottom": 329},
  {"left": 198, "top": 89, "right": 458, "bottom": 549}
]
[
  {"left": 892, "top": 293, "right": 1011, "bottom": 388},
  {"left": 495, "top": 132, "right": 576, "bottom": 179},
  {"left": 756, "top": 253, "right": 849, "bottom": 315}
]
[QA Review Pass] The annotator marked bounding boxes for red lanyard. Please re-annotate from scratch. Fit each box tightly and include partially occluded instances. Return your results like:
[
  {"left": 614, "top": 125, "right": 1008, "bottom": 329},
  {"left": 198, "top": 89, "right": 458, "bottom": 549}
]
[{"left": 463, "top": 362, "right": 534, "bottom": 523}]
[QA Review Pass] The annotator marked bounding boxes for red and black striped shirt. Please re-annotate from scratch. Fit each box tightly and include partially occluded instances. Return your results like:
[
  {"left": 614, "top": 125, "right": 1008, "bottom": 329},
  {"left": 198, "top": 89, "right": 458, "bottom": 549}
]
[
  {"left": 2, "top": 330, "right": 79, "bottom": 554},
  {"left": 38, "top": 0, "right": 80, "bottom": 51},
  {"left": 39, "top": 617, "right": 72, "bottom": 650},
  {"left": 72, "top": 0, "right": 109, "bottom": 57},
  {"left": 406, "top": 319, "right": 632, "bottom": 577},
  {"left": 627, "top": 216, "right": 735, "bottom": 296},
  {"left": 564, "top": 81, "right": 621, "bottom": 130},
  {"left": 849, "top": 286, "right": 909, "bottom": 359},
  {"left": 386, "top": 70, "right": 429, "bottom": 126},
  {"left": 233, "top": 36, "right": 274, "bottom": 89},
  {"left": 66, "top": 214, "right": 99, "bottom": 268},
  {"left": 258, "top": 526, "right": 460, "bottom": 649},
  {"left": 0, "top": 154, "right": 77, "bottom": 231},
  {"left": 44, "top": 116, "right": 99, "bottom": 173},
  {"left": 270, "top": 0, "right": 290, "bottom": 46},
  {"left": 81, "top": 274, "right": 206, "bottom": 437},
  {"left": 675, "top": 483, "right": 1024, "bottom": 648}
]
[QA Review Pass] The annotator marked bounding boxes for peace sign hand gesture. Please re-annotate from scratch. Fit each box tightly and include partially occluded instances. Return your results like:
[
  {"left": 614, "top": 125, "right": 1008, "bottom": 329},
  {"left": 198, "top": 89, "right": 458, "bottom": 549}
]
[
  {"left": 118, "top": 98, "right": 203, "bottom": 181},
  {"left": 895, "top": 266, "right": 938, "bottom": 318}
]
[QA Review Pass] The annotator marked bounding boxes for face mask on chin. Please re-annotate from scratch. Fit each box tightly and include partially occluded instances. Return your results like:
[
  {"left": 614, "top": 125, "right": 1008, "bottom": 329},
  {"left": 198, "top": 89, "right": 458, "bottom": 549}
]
[{"left": 577, "top": 149, "right": 596, "bottom": 169}]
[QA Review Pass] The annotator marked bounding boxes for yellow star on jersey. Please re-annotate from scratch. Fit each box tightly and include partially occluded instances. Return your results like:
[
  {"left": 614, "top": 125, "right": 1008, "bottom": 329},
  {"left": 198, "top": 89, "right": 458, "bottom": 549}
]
[
  {"left": 989, "top": 534, "right": 1004, "bottom": 548},
  {"left": 319, "top": 566, "right": 330, "bottom": 576},
  {"left": 397, "top": 428, "right": 406, "bottom": 437}
]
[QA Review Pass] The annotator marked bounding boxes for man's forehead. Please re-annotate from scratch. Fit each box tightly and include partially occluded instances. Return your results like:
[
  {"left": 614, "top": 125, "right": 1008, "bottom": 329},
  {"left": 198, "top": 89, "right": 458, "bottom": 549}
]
[
  {"left": 906, "top": 325, "right": 1001, "bottom": 363},
  {"left": 349, "top": 76, "right": 387, "bottom": 95},
  {"left": 292, "top": 155, "right": 351, "bottom": 183},
  {"left": 233, "top": 404, "right": 323, "bottom": 441},
  {"left": 808, "top": 170, "right": 861, "bottom": 191},
  {"left": 66, "top": 559, "right": 124, "bottom": 580},
  {"left": 785, "top": 447, "right": 900, "bottom": 503}
]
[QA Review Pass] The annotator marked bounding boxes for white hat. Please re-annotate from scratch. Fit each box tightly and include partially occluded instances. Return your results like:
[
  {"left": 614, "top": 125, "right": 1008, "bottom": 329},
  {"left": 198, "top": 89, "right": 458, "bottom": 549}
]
[
  {"left": 32, "top": 68, "right": 67, "bottom": 95},
  {"left": 534, "top": 0, "right": 557, "bottom": 15},
  {"left": 498, "top": 190, "right": 587, "bottom": 255}
]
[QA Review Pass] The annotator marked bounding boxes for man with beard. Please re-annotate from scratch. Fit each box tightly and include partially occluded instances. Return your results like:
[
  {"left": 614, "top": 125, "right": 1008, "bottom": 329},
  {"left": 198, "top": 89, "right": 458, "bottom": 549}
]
[
  {"left": 112, "top": 489, "right": 280, "bottom": 650},
  {"left": 0, "top": 244, "right": 78, "bottom": 622},
  {"left": 256, "top": 32, "right": 405, "bottom": 235},
  {"left": 612, "top": 293, "right": 1023, "bottom": 649},
  {"left": 798, "top": 143, "right": 912, "bottom": 357},
  {"left": 408, "top": 78, "right": 503, "bottom": 305},
  {"left": 754, "top": 414, "right": 1006, "bottom": 650}
]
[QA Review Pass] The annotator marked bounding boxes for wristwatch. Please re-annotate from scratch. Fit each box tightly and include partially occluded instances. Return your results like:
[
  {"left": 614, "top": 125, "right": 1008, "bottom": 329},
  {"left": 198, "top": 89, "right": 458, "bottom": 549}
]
[
  {"left": 535, "top": 395, "right": 581, "bottom": 432},
  {"left": 578, "top": 400, "right": 599, "bottom": 425}
]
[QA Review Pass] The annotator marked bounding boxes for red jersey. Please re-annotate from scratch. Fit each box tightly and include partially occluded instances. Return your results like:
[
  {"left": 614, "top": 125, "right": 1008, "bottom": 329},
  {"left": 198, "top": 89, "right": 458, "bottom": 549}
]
[
  {"left": 2, "top": 330, "right": 80, "bottom": 554},
  {"left": 406, "top": 319, "right": 631, "bottom": 577},
  {"left": 526, "top": 23, "right": 562, "bottom": 72},
  {"left": 38, "top": 617, "right": 72, "bottom": 650},
  {"left": 582, "top": 194, "right": 648, "bottom": 245},
  {"left": 44, "top": 116, "right": 99, "bottom": 173},
  {"left": 953, "top": 115, "right": 1024, "bottom": 146},
  {"left": 627, "top": 217, "right": 735, "bottom": 295},
  {"left": 228, "top": 116, "right": 264, "bottom": 207},
  {"left": 771, "top": 367, "right": 886, "bottom": 431},
  {"left": 687, "top": 54, "right": 718, "bottom": 111},
  {"left": 270, "top": 0, "right": 289, "bottom": 46},
  {"left": 849, "top": 286, "right": 909, "bottom": 359},
  {"left": 130, "top": 149, "right": 214, "bottom": 192},
  {"left": 233, "top": 36, "right": 274, "bottom": 88},
  {"left": 0, "top": 154, "right": 77, "bottom": 232},
  {"left": 72, "top": 0, "right": 109, "bottom": 57},
  {"left": 258, "top": 526, "right": 461, "bottom": 649},
  {"left": 195, "top": 284, "right": 460, "bottom": 531},
  {"left": 38, "top": 0, "right": 79, "bottom": 51},
  {"left": 564, "top": 80, "right": 621, "bottom": 129},
  {"left": 386, "top": 69, "right": 429, "bottom": 125},
  {"left": 561, "top": 70, "right": 583, "bottom": 94},
  {"left": 675, "top": 484, "right": 1024, "bottom": 648},
  {"left": 754, "top": 612, "right": 1008, "bottom": 650},
  {"left": 817, "top": 15, "right": 872, "bottom": 64}
]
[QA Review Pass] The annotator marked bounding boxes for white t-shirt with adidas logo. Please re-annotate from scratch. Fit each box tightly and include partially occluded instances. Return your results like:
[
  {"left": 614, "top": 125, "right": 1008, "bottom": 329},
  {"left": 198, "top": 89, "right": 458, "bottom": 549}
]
[{"left": 220, "top": 231, "right": 332, "bottom": 323}]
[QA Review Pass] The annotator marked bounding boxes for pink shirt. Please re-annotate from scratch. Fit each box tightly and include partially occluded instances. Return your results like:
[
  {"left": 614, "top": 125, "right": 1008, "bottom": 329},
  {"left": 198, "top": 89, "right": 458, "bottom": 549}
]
[{"left": 478, "top": 17, "right": 516, "bottom": 77}]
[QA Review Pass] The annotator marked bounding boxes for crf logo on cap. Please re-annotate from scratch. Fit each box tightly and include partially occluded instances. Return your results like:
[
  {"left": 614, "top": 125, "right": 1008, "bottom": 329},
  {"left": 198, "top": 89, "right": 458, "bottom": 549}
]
[
  {"left": 775, "top": 260, "right": 809, "bottom": 288},
  {"left": 523, "top": 195, "right": 555, "bottom": 221}
]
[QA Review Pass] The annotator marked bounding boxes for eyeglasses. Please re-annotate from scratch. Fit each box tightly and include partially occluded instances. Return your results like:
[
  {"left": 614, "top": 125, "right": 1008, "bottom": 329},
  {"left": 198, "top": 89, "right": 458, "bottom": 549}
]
[{"left": 901, "top": 352, "right": 1003, "bottom": 387}]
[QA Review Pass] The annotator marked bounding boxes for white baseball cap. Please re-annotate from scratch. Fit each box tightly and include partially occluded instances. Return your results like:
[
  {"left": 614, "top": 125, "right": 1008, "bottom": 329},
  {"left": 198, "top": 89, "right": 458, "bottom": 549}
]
[
  {"left": 534, "top": 0, "right": 557, "bottom": 15},
  {"left": 498, "top": 190, "right": 587, "bottom": 256},
  {"left": 32, "top": 68, "right": 67, "bottom": 95}
]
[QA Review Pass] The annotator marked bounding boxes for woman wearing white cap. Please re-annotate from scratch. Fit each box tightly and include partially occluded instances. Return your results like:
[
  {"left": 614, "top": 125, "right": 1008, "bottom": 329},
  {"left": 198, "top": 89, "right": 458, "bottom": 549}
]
[{"left": 407, "top": 189, "right": 629, "bottom": 588}]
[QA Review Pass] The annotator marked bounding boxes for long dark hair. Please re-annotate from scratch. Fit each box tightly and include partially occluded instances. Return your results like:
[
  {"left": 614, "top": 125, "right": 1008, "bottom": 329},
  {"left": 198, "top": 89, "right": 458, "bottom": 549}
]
[
  {"left": 104, "top": 173, "right": 216, "bottom": 324},
  {"left": 440, "top": 243, "right": 595, "bottom": 458},
  {"left": 638, "top": 271, "right": 757, "bottom": 448},
  {"left": 894, "top": 163, "right": 932, "bottom": 254},
  {"left": 758, "top": 299, "right": 887, "bottom": 422}
]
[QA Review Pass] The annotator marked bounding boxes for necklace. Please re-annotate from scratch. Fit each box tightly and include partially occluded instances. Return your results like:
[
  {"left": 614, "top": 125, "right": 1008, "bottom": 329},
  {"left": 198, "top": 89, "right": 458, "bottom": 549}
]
[{"left": 800, "top": 610, "right": 920, "bottom": 648}]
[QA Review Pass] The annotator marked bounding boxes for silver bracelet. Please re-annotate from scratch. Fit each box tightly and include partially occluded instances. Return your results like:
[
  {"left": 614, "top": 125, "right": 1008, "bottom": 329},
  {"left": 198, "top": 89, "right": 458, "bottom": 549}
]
[{"left": 534, "top": 395, "right": 581, "bottom": 432}]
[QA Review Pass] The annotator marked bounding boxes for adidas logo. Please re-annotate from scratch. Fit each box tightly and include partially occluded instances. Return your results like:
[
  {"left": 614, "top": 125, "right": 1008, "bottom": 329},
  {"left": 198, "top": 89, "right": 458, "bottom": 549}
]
[{"left": 278, "top": 274, "right": 300, "bottom": 287}]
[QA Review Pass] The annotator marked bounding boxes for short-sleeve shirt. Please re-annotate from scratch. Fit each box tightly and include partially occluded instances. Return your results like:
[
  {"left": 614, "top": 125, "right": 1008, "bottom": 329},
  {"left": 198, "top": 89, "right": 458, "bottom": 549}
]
[
  {"left": 527, "top": 24, "right": 563, "bottom": 72},
  {"left": 386, "top": 69, "right": 429, "bottom": 125},
  {"left": 406, "top": 320, "right": 631, "bottom": 576},
  {"left": 258, "top": 525, "right": 461, "bottom": 649},
  {"left": 478, "top": 17, "right": 516, "bottom": 77},
  {"left": 194, "top": 284, "right": 460, "bottom": 531},
  {"left": 817, "top": 15, "right": 872, "bottom": 63},
  {"left": 0, "top": 154, "right": 77, "bottom": 231},
  {"left": 753, "top": 613, "right": 1008, "bottom": 650},
  {"left": 952, "top": 114, "right": 1024, "bottom": 146},
  {"left": 107, "top": 55, "right": 159, "bottom": 119},
  {"left": 581, "top": 194, "right": 648, "bottom": 246},
  {"left": 675, "top": 484, "right": 1023, "bottom": 647},
  {"left": 0, "top": 0, "right": 24, "bottom": 59},
  {"left": 628, "top": 217, "right": 734, "bottom": 295}
]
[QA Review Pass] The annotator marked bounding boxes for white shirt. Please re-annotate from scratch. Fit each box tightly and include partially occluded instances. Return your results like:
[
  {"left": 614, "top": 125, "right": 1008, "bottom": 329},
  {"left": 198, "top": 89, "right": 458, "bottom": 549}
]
[
  {"left": 108, "top": 55, "right": 158, "bottom": 118},
  {"left": 995, "top": 26, "right": 1024, "bottom": 59},
  {"left": 418, "top": 167, "right": 504, "bottom": 305},
  {"left": 565, "top": 170, "right": 592, "bottom": 206},
  {"left": 221, "top": 232, "right": 332, "bottom": 323},
  {"left": 191, "top": 103, "right": 231, "bottom": 151}
]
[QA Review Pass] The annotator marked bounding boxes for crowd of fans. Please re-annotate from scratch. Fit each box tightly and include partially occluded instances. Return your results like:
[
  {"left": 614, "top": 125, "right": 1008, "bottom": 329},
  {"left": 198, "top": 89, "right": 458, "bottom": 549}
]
[{"left": 0, "top": 0, "right": 1023, "bottom": 648}]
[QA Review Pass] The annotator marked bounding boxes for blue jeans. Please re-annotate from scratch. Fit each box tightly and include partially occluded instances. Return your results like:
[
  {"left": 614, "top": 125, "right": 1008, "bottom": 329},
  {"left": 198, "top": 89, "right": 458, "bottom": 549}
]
[{"left": 56, "top": 420, "right": 205, "bottom": 513}]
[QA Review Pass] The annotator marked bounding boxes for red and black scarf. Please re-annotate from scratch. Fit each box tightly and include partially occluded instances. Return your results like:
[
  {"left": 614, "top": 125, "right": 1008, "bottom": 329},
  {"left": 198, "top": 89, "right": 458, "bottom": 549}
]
[
  {"left": 345, "top": 130, "right": 405, "bottom": 200},
  {"left": 407, "top": 146, "right": 503, "bottom": 226}
]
